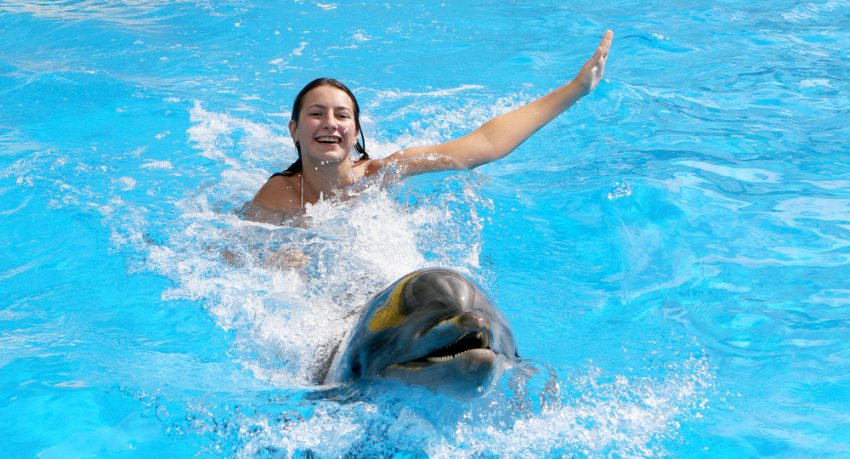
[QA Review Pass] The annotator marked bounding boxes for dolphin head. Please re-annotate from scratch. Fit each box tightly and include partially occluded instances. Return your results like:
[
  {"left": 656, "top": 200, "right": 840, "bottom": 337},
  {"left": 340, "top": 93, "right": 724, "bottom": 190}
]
[{"left": 324, "top": 268, "right": 518, "bottom": 396}]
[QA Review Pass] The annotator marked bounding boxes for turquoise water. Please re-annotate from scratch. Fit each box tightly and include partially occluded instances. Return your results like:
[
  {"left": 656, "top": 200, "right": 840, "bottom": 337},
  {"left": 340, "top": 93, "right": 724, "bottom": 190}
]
[{"left": 2, "top": 0, "right": 850, "bottom": 456}]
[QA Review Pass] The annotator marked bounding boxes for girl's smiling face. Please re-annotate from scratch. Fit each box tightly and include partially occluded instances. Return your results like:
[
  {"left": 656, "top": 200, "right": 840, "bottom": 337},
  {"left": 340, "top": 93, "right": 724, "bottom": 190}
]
[{"left": 289, "top": 85, "right": 359, "bottom": 165}]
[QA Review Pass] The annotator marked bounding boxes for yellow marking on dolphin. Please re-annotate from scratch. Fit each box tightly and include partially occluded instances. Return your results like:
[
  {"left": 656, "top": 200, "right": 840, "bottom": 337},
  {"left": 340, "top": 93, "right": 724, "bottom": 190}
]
[{"left": 368, "top": 273, "right": 416, "bottom": 333}]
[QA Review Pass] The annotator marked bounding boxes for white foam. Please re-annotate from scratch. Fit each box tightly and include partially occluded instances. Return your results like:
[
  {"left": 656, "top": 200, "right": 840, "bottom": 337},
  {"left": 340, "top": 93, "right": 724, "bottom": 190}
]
[
  {"left": 140, "top": 160, "right": 173, "bottom": 170},
  {"left": 187, "top": 101, "right": 290, "bottom": 167},
  {"left": 429, "top": 358, "right": 712, "bottom": 457},
  {"left": 116, "top": 176, "right": 136, "bottom": 191},
  {"left": 100, "top": 103, "right": 488, "bottom": 386},
  {"left": 366, "top": 89, "right": 532, "bottom": 153},
  {"left": 231, "top": 357, "right": 712, "bottom": 457},
  {"left": 373, "top": 84, "right": 486, "bottom": 99}
]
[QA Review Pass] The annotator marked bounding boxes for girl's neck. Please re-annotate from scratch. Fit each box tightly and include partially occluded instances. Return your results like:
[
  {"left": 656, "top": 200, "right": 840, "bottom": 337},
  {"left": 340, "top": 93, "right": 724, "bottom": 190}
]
[{"left": 300, "top": 156, "right": 356, "bottom": 204}]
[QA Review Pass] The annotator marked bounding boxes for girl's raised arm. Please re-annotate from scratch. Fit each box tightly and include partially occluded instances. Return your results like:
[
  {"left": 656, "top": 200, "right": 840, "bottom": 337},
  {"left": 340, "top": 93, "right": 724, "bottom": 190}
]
[{"left": 378, "top": 30, "right": 613, "bottom": 176}]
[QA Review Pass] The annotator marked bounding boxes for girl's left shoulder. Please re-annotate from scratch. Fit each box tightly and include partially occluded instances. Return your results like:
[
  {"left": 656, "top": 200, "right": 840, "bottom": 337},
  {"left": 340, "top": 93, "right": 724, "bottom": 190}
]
[{"left": 354, "top": 157, "right": 383, "bottom": 177}]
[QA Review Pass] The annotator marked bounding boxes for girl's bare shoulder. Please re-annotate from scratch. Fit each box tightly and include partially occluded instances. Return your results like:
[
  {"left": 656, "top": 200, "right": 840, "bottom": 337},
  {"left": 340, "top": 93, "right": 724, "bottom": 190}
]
[{"left": 252, "top": 174, "right": 301, "bottom": 211}]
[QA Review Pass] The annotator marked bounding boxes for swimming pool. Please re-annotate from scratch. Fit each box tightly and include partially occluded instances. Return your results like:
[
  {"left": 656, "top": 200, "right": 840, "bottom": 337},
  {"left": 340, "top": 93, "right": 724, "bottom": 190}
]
[{"left": 2, "top": 0, "right": 849, "bottom": 456}]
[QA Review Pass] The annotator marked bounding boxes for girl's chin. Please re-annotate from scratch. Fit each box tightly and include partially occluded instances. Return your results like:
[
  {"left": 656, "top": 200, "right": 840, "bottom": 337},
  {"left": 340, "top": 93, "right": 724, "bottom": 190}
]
[{"left": 305, "top": 148, "right": 350, "bottom": 165}]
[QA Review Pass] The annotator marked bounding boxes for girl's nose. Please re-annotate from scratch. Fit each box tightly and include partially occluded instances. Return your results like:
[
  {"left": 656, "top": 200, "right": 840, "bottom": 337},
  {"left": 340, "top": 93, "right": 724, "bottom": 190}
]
[{"left": 321, "top": 114, "right": 338, "bottom": 130}]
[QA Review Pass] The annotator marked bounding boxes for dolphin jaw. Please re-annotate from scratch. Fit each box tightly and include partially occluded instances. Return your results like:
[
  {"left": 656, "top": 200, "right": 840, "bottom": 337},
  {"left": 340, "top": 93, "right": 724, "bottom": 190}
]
[
  {"left": 383, "top": 348, "right": 497, "bottom": 371},
  {"left": 389, "top": 331, "right": 493, "bottom": 369},
  {"left": 378, "top": 348, "right": 501, "bottom": 397}
]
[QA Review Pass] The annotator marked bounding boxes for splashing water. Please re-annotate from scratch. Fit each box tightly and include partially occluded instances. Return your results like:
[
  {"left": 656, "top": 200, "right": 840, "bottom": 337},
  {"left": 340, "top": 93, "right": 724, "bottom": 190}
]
[{"left": 8, "top": 0, "right": 846, "bottom": 456}]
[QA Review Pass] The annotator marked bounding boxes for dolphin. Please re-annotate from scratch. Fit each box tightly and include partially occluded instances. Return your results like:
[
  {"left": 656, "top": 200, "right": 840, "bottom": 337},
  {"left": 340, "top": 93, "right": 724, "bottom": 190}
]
[{"left": 321, "top": 268, "right": 519, "bottom": 396}]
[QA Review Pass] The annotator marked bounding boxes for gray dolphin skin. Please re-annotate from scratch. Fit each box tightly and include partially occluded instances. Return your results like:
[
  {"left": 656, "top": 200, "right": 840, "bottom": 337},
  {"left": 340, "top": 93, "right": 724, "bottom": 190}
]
[{"left": 323, "top": 268, "right": 519, "bottom": 397}]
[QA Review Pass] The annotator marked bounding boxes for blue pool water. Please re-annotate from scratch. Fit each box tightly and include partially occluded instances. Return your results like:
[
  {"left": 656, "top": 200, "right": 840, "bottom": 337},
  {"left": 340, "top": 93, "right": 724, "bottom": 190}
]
[{"left": 2, "top": 0, "right": 850, "bottom": 456}]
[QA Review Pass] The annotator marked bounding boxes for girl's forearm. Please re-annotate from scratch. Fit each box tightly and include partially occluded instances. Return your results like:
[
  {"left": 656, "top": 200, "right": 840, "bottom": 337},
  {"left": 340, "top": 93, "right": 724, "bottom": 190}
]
[{"left": 473, "top": 79, "right": 586, "bottom": 162}]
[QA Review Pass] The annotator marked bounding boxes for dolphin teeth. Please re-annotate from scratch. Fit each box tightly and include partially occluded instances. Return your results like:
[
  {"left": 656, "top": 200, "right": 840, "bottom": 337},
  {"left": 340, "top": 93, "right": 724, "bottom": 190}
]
[
  {"left": 413, "top": 331, "right": 490, "bottom": 365},
  {"left": 425, "top": 349, "right": 477, "bottom": 363}
]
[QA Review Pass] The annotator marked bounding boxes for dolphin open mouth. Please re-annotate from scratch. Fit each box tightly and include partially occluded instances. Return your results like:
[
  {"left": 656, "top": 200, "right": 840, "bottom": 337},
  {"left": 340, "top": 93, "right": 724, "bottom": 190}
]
[{"left": 407, "top": 331, "right": 491, "bottom": 365}]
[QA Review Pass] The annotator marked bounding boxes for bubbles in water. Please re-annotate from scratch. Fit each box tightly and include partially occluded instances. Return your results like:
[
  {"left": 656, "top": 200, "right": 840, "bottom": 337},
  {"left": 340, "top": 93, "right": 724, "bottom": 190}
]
[{"left": 608, "top": 179, "right": 632, "bottom": 200}]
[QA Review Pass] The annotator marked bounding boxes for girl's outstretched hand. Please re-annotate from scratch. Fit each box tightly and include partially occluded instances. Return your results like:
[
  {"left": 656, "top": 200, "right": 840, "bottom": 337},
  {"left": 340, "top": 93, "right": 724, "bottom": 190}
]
[{"left": 574, "top": 29, "right": 614, "bottom": 96}]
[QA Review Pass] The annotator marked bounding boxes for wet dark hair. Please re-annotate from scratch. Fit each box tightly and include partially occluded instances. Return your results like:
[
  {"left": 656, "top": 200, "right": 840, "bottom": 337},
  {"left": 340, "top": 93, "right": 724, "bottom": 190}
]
[{"left": 278, "top": 78, "right": 369, "bottom": 176}]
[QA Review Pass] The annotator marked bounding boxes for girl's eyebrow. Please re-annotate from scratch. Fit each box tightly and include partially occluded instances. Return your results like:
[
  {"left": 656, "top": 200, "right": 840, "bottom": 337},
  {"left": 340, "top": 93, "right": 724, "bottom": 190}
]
[{"left": 305, "top": 103, "right": 353, "bottom": 111}]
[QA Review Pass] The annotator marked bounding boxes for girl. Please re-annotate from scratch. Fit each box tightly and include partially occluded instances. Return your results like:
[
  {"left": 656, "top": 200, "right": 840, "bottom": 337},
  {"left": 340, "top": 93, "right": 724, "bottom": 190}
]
[{"left": 248, "top": 30, "right": 613, "bottom": 220}]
